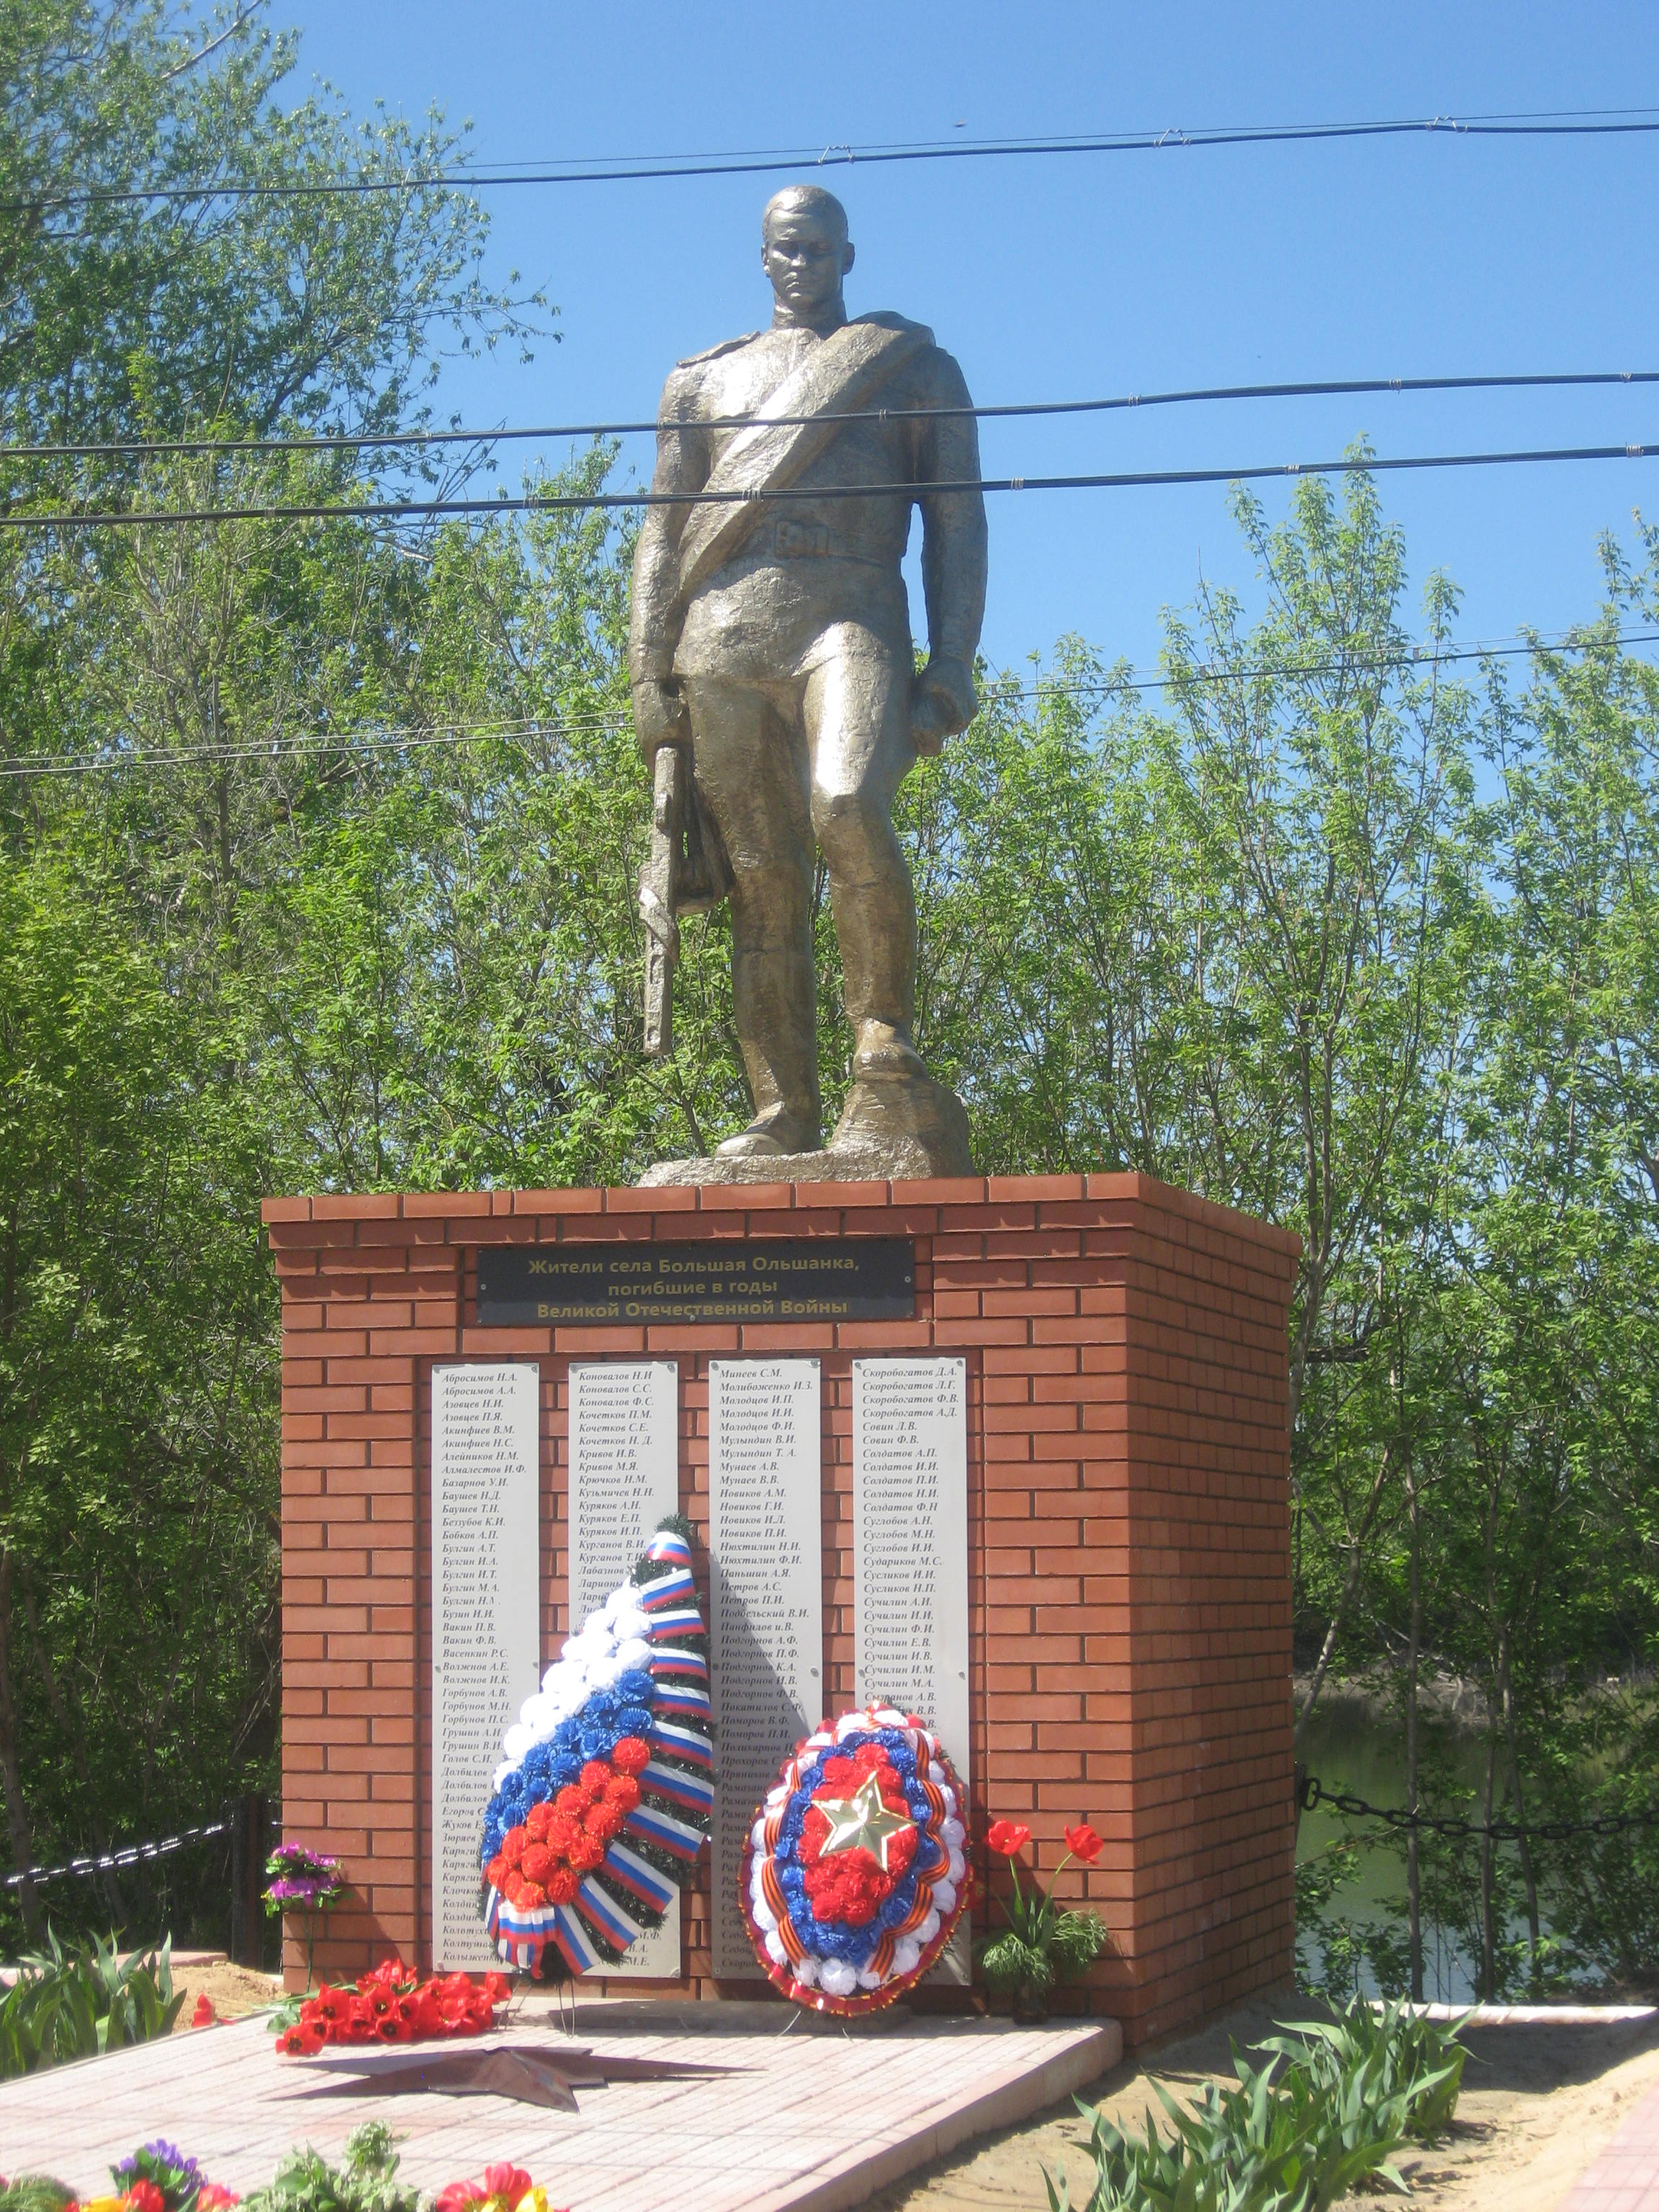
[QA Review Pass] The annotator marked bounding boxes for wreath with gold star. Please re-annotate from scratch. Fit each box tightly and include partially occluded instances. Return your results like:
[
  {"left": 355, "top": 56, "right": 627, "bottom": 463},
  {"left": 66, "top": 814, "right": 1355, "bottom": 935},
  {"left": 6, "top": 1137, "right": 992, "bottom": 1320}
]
[{"left": 739, "top": 1704, "right": 971, "bottom": 2013}]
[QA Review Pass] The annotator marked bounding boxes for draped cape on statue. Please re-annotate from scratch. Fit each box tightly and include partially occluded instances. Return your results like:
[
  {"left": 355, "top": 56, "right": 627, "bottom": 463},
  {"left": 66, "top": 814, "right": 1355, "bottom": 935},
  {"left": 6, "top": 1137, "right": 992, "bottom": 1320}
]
[{"left": 673, "top": 313, "right": 933, "bottom": 603}]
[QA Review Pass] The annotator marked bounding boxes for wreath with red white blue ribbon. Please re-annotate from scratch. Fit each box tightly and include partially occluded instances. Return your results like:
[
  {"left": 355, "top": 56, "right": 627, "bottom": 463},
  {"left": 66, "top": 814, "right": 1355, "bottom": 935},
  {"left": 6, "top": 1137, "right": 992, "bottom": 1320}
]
[
  {"left": 739, "top": 1704, "right": 971, "bottom": 2014},
  {"left": 478, "top": 1517, "right": 712, "bottom": 1979}
]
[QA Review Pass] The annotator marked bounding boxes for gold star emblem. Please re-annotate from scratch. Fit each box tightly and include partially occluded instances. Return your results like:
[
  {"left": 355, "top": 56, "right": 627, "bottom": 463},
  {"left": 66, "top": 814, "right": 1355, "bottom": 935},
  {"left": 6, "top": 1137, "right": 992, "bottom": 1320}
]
[{"left": 814, "top": 1771, "right": 914, "bottom": 1870}]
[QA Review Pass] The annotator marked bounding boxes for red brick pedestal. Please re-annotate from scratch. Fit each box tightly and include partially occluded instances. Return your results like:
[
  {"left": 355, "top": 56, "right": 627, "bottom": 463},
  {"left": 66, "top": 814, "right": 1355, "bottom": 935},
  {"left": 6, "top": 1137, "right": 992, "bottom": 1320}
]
[{"left": 264, "top": 1171, "right": 1298, "bottom": 2047}]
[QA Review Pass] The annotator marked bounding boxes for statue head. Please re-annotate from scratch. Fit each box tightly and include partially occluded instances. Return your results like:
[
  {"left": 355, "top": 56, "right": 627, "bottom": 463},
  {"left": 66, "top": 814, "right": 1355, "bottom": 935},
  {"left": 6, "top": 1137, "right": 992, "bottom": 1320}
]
[{"left": 762, "top": 186, "right": 853, "bottom": 331}]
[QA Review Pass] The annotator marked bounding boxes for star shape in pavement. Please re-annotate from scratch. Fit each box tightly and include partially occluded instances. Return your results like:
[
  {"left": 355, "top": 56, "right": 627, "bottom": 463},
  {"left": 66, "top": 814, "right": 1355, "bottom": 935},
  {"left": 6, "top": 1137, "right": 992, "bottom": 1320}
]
[
  {"left": 292, "top": 2041, "right": 735, "bottom": 2113},
  {"left": 813, "top": 1770, "right": 914, "bottom": 1871}
]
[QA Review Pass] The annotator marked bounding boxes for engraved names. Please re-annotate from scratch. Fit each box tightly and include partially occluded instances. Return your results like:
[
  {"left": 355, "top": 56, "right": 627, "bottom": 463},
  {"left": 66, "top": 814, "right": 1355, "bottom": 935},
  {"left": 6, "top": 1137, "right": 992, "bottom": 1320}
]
[
  {"left": 708, "top": 1358, "right": 823, "bottom": 1979},
  {"left": 853, "top": 1356, "right": 971, "bottom": 1981},
  {"left": 431, "top": 1362, "right": 541, "bottom": 1970},
  {"left": 568, "top": 1361, "right": 680, "bottom": 1623},
  {"left": 568, "top": 1359, "right": 682, "bottom": 1977}
]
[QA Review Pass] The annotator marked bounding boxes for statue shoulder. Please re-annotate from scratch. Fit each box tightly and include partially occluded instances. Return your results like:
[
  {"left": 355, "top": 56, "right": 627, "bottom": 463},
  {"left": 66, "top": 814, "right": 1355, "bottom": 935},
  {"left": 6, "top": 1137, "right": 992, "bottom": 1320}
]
[
  {"left": 854, "top": 310, "right": 937, "bottom": 348},
  {"left": 853, "top": 313, "right": 970, "bottom": 396},
  {"left": 674, "top": 331, "right": 764, "bottom": 369},
  {"left": 657, "top": 336, "right": 757, "bottom": 425}
]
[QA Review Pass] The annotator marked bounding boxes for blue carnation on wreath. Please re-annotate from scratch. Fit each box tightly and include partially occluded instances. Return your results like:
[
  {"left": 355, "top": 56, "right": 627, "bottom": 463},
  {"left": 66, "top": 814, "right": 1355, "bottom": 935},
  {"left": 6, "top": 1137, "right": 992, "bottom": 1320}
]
[{"left": 477, "top": 1514, "right": 713, "bottom": 1981}]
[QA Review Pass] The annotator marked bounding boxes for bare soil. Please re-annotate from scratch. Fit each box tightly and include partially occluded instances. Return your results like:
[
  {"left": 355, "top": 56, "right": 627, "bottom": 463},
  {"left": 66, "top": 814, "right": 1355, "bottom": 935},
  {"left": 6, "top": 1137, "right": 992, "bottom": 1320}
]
[
  {"left": 167, "top": 1956, "right": 284, "bottom": 2029},
  {"left": 868, "top": 1995, "right": 1659, "bottom": 2212}
]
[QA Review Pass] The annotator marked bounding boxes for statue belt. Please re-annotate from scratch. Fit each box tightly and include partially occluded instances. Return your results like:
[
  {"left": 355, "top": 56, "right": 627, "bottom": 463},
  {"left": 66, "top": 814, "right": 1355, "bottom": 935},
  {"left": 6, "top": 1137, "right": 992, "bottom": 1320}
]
[{"left": 745, "top": 516, "right": 896, "bottom": 567}]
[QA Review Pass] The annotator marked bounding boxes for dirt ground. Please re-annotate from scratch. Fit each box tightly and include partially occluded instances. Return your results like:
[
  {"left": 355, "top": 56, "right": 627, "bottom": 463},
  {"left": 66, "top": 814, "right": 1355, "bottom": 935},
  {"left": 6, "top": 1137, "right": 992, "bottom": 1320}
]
[
  {"left": 168, "top": 1956, "right": 285, "bottom": 2028},
  {"left": 867, "top": 1995, "right": 1659, "bottom": 2212}
]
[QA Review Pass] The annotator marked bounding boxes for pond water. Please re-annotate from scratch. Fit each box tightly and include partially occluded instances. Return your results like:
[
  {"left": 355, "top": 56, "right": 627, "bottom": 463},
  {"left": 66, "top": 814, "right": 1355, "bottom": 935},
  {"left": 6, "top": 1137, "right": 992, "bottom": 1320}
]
[{"left": 1294, "top": 1694, "right": 1551, "bottom": 2002}]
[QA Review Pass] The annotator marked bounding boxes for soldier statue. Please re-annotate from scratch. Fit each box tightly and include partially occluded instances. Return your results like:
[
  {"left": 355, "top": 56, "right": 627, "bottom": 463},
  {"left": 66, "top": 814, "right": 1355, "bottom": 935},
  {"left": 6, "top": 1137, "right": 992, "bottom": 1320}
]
[{"left": 630, "top": 185, "right": 987, "bottom": 1181}]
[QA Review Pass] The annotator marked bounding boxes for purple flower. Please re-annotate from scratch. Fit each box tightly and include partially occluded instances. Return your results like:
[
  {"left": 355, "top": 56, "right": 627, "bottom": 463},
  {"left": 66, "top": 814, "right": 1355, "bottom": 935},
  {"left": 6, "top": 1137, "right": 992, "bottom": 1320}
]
[
  {"left": 112, "top": 2141, "right": 200, "bottom": 2193},
  {"left": 262, "top": 1838, "right": 349, "bottom": 1915}
]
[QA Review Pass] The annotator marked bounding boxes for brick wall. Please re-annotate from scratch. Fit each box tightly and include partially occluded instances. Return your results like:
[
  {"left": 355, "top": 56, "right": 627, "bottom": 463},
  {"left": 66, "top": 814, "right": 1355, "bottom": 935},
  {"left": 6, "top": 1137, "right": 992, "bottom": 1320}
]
[{"left": 264, "top": 1171, "right": 1299, "bottom": 2048}]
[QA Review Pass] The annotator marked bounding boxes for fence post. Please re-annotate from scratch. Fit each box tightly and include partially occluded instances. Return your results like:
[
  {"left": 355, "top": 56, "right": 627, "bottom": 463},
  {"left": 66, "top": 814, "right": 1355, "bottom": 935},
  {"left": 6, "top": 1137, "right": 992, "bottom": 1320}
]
[{"left": 228, "top": 1793, "right": 268, "bottom": 1968}]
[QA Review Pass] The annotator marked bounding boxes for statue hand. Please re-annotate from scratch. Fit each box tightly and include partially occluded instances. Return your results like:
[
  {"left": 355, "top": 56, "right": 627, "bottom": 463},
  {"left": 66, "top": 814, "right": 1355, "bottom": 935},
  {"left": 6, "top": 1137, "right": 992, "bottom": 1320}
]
[
  {"left": 632, "top": 676, "right": 689, "bottom": 760},
  {"left": 910, "top": 657, "right": 977, "bottom": 757}
]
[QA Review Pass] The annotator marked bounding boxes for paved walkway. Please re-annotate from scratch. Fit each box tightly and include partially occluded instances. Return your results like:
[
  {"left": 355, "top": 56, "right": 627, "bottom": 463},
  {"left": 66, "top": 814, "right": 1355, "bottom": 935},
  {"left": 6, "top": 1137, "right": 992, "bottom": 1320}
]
[
  {"left": 0, "top": 2011, "right": 1119, "bottom": 2211},
  {"left": 1560, "top": 2077, "right": 1659, "bottom": 2212}
]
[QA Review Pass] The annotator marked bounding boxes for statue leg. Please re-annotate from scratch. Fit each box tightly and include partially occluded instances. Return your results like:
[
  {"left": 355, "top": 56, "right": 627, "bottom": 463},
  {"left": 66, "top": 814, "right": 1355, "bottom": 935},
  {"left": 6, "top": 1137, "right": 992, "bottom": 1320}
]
[
  {"left": 804, "top": 638, "right": 922, "bottom": 1080},
  {"left": 801, "top": 634, "right": 974, "bottom": 1176},
  {"left": 683, "top": 675, "right": 821, "bottom": 1155}
]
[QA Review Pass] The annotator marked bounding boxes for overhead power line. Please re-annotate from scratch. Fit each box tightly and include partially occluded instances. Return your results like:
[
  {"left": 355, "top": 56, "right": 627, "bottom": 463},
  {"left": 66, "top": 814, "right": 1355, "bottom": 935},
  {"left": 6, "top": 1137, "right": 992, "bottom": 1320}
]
[
  {"left": 9, "top": 104, "right": 1659, "bottom": 212},
  {"left": 5, "top": 368, "right": 1658, "bottom": 463},
  {"left": 4, "top": 439, "right": 1658, "bottom": 530},
  {"left": 6, "top": 626, "right": 1651, "bottom": 781}
]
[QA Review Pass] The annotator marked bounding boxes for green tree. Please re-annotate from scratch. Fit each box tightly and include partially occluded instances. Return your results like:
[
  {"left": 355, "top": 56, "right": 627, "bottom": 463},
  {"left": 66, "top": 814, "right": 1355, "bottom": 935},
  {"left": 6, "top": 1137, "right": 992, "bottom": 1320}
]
[
  {"left": 0, "top": 849, "right": 276, "bottom": 1942},
  {"left": 0, "top": 0, "right": 540, "bottom": 453},
  {"left": 0, "top": 0, "right": 546, "bottom": 1946}
]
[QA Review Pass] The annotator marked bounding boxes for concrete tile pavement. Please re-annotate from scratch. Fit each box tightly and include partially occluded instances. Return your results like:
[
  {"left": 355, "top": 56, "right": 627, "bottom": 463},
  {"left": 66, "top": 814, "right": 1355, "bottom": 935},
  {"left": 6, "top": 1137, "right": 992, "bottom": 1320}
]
[
  {"left": 1560, "top": 2079, "right": 1659, "bottom": 2212},
  {"left": 0, "top": 2012, "right": 1121, "bottom": 2210}
]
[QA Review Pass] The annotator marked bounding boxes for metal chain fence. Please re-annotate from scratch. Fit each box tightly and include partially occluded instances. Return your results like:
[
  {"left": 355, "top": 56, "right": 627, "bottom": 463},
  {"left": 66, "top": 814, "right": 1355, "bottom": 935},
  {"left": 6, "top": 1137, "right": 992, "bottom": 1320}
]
[
  {"left": 1300, "top": 1772, "right": 1659, "bottom": 1844},
  {"left": 1, "top": 1818, "right": 229, "bottom": 1889}
]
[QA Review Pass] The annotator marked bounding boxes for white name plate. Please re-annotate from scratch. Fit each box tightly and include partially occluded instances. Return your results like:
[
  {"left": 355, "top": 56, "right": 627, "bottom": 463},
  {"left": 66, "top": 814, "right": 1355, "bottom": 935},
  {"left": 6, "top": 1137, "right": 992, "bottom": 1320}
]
[
  {"left": 568, "top": 1359, "right": 681, "bottom": 1977},
  {"left": 708, "top": 1357, "right": 823, "bottom": 1979},
  {"left": 431, "top": 1362, "right": 541, "bottom": 1970},
  {"left": 853, "top": 1356, "right": 971, "bottom": 1982}
]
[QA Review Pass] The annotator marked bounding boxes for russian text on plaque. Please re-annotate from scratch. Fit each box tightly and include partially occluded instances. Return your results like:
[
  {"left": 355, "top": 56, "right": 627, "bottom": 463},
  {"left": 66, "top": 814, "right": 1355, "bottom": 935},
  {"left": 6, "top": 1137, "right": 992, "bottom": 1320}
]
[
  {"left": 431, "top": 1362, "right": 540, "bottom": 1971},
  {"left": 477, "top": 1239, "right": 914, "bottom": 1326}
]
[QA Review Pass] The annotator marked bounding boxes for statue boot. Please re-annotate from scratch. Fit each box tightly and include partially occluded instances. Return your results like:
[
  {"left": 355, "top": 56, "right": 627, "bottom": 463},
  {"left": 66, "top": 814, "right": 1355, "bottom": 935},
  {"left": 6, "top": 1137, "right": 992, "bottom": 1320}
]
[
  {"left": 716, "top": 1102, "right": 821, "bottom": 1158},
  {"left": 828, "top": 1019, "right": 974, "bottom": 1178}
]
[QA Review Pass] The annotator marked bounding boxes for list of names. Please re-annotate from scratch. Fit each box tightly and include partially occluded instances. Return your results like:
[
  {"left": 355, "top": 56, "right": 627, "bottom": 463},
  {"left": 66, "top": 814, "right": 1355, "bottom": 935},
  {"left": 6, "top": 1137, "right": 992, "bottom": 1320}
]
[
  {"left": 568, "top": 1359, "right": 682, "bottom": 1976},
  {"left": 431, "top": 1362, "right": 541, "bottom": 1970},
  {"left": 568, "top": 1360, "right": 680, "bottom": 1623},
  {"left": 853, "top": 1357, "right": 971, "bottom": 1981},
  {"left": 708, "top": 1358, "right": 823, "bottom": 1978}
]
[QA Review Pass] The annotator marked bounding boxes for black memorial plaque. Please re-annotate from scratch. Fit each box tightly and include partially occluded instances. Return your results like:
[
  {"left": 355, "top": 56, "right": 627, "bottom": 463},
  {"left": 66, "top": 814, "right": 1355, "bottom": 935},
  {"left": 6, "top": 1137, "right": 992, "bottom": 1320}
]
[{"left": 476, "top": 1238, "right": 914, "bottom": 1327}]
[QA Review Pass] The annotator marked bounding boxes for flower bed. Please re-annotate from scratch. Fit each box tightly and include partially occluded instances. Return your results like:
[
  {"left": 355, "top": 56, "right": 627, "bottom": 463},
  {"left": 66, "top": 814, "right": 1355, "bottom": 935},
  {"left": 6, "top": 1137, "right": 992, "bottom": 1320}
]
[{"left": 0, "top": 2123, "right": 567, "bottom": 2212}]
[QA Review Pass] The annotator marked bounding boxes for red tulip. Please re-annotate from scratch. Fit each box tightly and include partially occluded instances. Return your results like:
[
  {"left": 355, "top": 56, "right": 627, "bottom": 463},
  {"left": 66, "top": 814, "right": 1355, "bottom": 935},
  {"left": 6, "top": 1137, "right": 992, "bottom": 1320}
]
[
  {"left": 985, "top": 1820, "right": 1031, "bottom": 1858},
  {"left": 483, "top": 2167, "right": 533, "bottom": 2206},
  {"left": 1064, "top": 1822, "right": 1104, "bottom": 1863}
]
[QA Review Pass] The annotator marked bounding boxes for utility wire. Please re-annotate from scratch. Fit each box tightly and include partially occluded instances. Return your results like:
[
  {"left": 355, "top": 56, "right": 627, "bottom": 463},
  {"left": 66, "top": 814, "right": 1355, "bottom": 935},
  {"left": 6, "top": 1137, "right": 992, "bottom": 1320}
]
[
  {"left": 10, "top": 104, "right": 1659, "bottom": 212},
  {"left": 6, "top": 626, "right": 1650, "bottom": 780},
  {"left": 5, "top": 369, "right": 1658, "bottom": 462},
  {"left": 4, "top": 439, "right": 1658, "bottom": 530}
]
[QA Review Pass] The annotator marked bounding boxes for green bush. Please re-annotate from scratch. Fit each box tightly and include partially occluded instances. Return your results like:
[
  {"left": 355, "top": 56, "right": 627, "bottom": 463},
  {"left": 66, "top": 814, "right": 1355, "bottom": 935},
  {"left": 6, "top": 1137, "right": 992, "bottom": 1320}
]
[
  {"left": 1046, "top": 2000, "right": 1467, "bottom": 2212},
  {"left": 0, "top": 2182, "right": 76, "bottom": 2212},
  {"left": 0, "top": 1929, "right": 185, "bottom": 2082},
  {"left": 1263, "top": 2000, "right": 1467, "bottom": 2144},
  {"left": 238, "top": 2123, "right": 421, "bottom": 2212}
]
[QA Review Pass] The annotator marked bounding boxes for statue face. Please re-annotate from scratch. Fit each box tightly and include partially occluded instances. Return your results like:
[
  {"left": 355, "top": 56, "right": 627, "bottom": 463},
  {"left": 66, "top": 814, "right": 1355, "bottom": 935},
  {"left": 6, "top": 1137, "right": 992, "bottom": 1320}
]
[{"left": 762, "top": 206, "right": 854, "bottom": 324}]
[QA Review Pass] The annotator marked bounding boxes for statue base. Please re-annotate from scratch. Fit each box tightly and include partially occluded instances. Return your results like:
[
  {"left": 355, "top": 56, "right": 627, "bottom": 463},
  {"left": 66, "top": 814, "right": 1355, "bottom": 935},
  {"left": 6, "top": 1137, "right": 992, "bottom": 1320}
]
[
  {"left": 640, "top": 1070, "right": 973, "bottom": 1187},
  {"left": 264, "top": 1170, "right": 1300, "bottom": 2041}
]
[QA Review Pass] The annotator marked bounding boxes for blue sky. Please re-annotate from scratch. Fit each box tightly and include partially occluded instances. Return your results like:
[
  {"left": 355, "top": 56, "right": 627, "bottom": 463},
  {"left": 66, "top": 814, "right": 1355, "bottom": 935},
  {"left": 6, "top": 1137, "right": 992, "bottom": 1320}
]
[{"left": 289, "top": 1, "right": 1659, "bottom": 680}]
